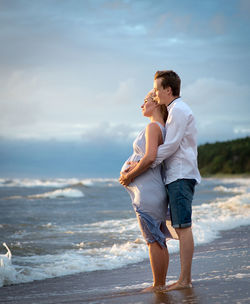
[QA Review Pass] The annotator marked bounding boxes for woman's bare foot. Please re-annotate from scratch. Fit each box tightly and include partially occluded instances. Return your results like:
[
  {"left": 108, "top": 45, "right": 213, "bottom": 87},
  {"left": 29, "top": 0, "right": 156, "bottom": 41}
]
[
  {"left": 141, "top": 285, "right": 167, "bottom": 293},
  {"left": 166, "top": 281, "right": 192, "bottom": 291}
]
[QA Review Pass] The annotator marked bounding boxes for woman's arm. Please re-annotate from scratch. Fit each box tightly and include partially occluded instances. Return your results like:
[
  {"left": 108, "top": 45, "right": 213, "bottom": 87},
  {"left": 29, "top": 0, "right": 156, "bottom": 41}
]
[{"left": 119, "top": 122, "right": 162, "bottom": 186}]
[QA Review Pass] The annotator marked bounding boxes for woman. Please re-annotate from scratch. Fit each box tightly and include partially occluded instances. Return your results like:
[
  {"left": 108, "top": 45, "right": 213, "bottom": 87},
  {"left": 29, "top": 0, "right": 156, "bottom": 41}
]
[{"left": 119, "top": 90, "right": 177, "bottom": 292}]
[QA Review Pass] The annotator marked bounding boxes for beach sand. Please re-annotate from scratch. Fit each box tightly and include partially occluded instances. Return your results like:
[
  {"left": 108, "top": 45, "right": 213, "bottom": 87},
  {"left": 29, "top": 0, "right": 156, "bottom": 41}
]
[{"left": 0, "top": 225, "right": 249, "bottom": 304}]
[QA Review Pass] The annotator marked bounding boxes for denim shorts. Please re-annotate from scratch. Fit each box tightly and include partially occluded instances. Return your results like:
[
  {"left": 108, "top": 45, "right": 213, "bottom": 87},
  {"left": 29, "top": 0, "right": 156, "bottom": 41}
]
[{"left": 166, "top": 179, "right": 196, "bottom": 228}]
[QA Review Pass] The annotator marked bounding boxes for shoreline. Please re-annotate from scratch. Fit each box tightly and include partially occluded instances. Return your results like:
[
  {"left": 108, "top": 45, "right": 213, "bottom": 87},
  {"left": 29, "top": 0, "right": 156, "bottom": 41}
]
[{"left": 0, "top": 225, "right": 249, "bottom": 304}]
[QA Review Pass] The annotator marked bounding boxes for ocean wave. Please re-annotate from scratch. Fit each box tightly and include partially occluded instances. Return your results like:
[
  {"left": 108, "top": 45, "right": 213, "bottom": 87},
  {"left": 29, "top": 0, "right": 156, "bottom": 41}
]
[
  {"left": 28, "top": 188, "right": 85, "bottom": 199},
  {"left": 1, "top": 177, "right": 250, "bottom": 287},
  {"left": 0, "top": 243, "right": 18, "bottom": 288},
  {"left": 217, "top": 178, "right": 250, "bottom": 186},
  {"left": 0, "top": 177, "right": 118, "bottom": 188},
  {"left": 78, "top": 218, "right": 138, "bottom": 233},
  {"left": 5, "top": 188, "right": 85, "bottom": 200},
  {"left": 211, "top": 178, "right": 250, "bottom": 199},
  {"left": 192, "top": 191, "right": 250, "bottom": 244},
  {"left": 0, "top": 241, "right": 146, "bottom": 287},
  {"left": 0, "top": 237, "right": 180, "bottom": 287},
  {"left": 213, "top": 185, "right": 246, "bottom": 193}
]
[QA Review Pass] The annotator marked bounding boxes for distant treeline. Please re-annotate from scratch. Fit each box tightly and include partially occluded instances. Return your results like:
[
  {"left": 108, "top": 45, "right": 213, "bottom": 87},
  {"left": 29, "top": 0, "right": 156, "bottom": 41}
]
[{"left": 198, "top": 136, "right": 250, "bottom": 176}]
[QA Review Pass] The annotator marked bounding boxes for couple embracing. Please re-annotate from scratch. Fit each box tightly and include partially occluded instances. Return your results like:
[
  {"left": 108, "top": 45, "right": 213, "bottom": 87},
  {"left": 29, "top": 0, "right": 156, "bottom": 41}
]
[{"left": 119, "top": 70, "right": 201, "bottom": 292}]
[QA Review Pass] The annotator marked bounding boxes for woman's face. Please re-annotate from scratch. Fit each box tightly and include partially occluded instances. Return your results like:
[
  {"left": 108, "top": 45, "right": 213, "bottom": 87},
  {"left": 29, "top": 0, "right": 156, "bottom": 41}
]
[{"left": 141, "top": 93, "right": 157, "bottom": 117}]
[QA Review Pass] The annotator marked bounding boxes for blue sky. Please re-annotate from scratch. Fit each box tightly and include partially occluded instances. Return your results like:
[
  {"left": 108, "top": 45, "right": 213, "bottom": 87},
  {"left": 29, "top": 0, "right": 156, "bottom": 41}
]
[{"left": 0, "top": 0, "right": 250, "bottom": 177}]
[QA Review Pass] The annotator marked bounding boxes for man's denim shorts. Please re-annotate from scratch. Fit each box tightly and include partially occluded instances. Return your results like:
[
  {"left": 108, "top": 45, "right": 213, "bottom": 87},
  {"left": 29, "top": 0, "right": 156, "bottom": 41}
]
[{"left": 166, "top": 179, "right": 196, "bottom": 229}]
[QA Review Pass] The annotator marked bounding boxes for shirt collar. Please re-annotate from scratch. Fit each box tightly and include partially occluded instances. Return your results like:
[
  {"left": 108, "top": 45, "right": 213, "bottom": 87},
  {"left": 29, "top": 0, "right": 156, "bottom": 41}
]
[{"left": 167, "top": 96, "right": 181, "bottom": 110}]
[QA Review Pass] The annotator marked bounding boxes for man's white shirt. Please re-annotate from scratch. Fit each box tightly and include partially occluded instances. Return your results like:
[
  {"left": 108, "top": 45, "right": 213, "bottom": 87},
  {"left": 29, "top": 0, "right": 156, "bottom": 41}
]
[{"left": 152, "top": 97, "right": 201, "bottom": 185}]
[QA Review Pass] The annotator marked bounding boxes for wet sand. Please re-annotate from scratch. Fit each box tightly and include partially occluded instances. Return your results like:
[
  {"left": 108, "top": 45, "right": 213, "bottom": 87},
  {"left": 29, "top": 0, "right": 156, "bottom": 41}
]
[{"left": 0, "top": 225, "right": 249, "bottom": 304}]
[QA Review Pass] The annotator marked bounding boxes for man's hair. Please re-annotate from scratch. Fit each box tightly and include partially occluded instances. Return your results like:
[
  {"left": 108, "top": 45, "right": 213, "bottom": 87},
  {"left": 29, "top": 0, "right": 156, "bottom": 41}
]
[{"left": 154, "top": 70, "right": 181, "bottom": 96}]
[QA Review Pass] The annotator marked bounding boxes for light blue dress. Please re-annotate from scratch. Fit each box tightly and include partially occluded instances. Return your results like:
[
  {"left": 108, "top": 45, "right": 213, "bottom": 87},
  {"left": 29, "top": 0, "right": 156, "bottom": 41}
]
[{"left": 121, "top": 122, "right": 176, "bottom": 248}]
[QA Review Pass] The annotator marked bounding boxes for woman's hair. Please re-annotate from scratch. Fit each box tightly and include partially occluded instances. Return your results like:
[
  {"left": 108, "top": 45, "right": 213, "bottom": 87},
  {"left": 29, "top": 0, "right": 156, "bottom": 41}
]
[
  {"left": 147, "top": 90, "right": 168, "bottom": 123},
  {"left": 159, "top": 104, "right": 168, "bottom": 123},
  {"left": 150, "top": 96, "right": 168, "bottom": 123}
]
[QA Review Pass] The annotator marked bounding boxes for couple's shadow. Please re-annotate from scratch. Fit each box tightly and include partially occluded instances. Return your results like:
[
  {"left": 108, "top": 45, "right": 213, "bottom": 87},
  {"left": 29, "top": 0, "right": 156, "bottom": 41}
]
[{"left": 152, "top": 286, "right": 197, "bottom": 304}]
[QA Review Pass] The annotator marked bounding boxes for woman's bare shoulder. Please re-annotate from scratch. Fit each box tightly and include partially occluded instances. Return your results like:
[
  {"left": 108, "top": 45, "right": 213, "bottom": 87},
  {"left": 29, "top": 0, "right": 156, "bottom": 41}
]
[{"left": 145, "top": 122, "right": 162, "bottom": 136}]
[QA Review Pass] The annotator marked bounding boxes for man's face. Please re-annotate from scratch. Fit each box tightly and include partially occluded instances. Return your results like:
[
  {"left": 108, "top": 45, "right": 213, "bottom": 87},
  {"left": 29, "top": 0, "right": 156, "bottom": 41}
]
[{"left": 153, "top": 78, "right": 170, "bottom": 105}]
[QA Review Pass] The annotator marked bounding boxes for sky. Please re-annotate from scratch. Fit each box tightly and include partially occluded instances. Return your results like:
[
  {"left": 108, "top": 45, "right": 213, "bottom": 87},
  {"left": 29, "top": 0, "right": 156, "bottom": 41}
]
[{"left": 0, "top": 0, "right": 250, "bottom": 177}]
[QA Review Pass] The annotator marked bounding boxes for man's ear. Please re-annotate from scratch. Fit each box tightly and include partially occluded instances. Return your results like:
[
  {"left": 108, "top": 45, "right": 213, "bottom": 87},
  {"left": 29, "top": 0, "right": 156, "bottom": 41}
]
[{"left": 166, "top": 86, "right": 172, "bottom": 95}]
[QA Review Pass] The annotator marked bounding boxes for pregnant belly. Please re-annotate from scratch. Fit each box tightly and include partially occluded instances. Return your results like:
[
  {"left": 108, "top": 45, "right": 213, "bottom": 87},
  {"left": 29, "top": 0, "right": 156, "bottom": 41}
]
[
  {"left": 121, "top": 161, "right": 130, "bottom": 173},
  {"left": 126, "top": 170, "right": 167, "bottom": 214}
]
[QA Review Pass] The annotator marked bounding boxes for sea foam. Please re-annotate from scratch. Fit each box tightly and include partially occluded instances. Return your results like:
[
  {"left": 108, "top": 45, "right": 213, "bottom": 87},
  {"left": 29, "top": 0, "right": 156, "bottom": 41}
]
[
  {"left": 0, "top": 177, "right": 118, "bottom": 188},
  {"left": 28, "top": 188, "right": 84, "bottom": 199}
]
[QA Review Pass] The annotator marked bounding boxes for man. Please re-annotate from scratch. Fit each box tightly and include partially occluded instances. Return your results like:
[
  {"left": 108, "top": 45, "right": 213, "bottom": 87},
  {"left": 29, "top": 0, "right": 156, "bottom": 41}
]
[{"left": 120, "top": 70, "right": 201, "bottom": 291}]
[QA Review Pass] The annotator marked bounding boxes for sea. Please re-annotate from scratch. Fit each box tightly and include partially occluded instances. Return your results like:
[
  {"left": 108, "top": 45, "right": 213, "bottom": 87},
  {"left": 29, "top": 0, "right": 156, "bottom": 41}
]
[{"left": 0, "top": 177, "right": 250, "bottom": 288}]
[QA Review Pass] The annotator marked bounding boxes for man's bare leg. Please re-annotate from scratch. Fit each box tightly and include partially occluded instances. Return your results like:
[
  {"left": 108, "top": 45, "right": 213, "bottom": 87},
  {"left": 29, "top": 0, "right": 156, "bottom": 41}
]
[
  {"left": 142, "top": 242, "right": 169, "bottom": 292},
  {"left": 167, "top": 227, "right": 194, "bottom": 291}
]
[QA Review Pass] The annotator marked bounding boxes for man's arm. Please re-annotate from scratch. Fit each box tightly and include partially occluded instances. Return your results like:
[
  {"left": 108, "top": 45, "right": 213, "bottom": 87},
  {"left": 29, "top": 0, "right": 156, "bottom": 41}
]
[{"left": 151, "top": 107, "right": 188, "bottom": 168}]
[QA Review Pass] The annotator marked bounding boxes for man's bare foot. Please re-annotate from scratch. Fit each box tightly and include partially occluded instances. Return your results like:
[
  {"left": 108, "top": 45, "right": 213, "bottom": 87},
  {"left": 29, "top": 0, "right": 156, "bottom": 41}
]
[
  {"left": 165, "top": 281, "right": 192, "bottom": 291},
  {"left": 141, "top": 285, "right": 167, "bottom": 293}
]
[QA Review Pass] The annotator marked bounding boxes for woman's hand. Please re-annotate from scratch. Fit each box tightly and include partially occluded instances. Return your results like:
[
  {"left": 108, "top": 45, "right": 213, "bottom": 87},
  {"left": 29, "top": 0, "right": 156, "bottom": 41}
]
[
  {"left": 120, "top": 161, "right": 138, "bottom": 175},
  {"left": 119, "top": 172, "right": 133, "bottom": 187}
]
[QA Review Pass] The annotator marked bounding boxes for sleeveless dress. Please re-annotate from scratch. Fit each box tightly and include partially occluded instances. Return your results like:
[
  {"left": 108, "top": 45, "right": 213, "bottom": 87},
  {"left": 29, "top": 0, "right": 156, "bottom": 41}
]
[{"left": 121, "top": 122, "right": 177, "bottom": 248}]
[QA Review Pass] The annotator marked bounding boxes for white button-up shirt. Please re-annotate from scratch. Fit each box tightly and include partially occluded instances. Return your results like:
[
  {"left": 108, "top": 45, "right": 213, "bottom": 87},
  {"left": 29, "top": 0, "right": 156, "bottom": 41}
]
[{"left": 151, "top": 97, "right": 201, "bottom": 185}]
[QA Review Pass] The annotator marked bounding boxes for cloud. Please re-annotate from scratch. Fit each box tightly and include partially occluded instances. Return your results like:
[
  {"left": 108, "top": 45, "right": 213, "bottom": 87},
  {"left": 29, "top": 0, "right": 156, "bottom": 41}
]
[
  {"left": 0, "top": 68, "right": 146, "bottom": 140},
  {"left": 210, "top": 14, "right": 227, "bottom": 34},
  {"left": 239, "top": 0, "right": 250, "bottom": 14},
  {"left": 95, "top": 78, "right": 138, "bottom": 105},
  {"left": 102, "top": 0, "right": 131, "bottom": 11},
  {"left": 0, "top": 0, "right": 249, "bottom": 145},
  {"left": 80, "top": 121, "right": 144, "bottom": 143},
  {"left": 0, "top": 69, "right": 43, "bottom": 126},
  {"left": 183, "top": 78, "right": 250, "bottom": 142}
]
